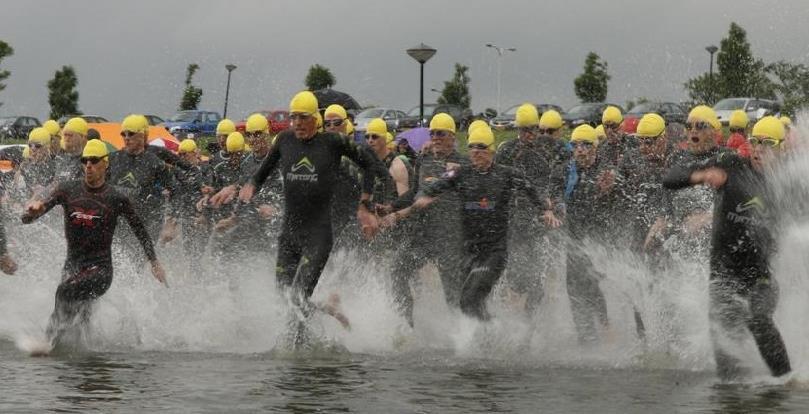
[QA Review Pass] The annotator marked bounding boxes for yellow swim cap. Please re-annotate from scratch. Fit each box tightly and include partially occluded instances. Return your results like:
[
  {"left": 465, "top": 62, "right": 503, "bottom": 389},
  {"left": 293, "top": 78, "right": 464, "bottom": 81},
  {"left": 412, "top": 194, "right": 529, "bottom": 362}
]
[
  {"left": 121, "top": 114, "right": 149, "bottom": 134},
  {"left": 82, "top": 139, "right": 109, "bottom": 158},
  {"left": 571, "top": 125, "right": 598, "bottom": 144},
  {"left": 515, "top": 103, "right": 540, "bottom": 127},
  {"left": 246, "top": 113, "right": 270, "bottom": 133},
  {"left": 467, "top": 126, "right": 495, "bottom": 149},
  {"left": 289, "top": 91, "right": 319, "bottom": 115},
  {"left": 43, "top": 120, "right": 61, "bottom": 136},
  {"left": 729, "top": 110, "right": 749, "bottom": 129},
  {"left": 64, "top": 117, "right": 89, "bottom": 136},
  {"left": 178, "top": 139, "right": 198, "bottom": 153},
  {"left": 636, "top": 113, "right": 666, "bottom": 138},
  {"left": 539, "top": 110, "right": 563, "bottom": 129},
  {"left": 226, "top": 132, "right": 245, "bottom": 153},
  {"left": 324, "top": 104, "right": 348, "bottom": 119},
  {"left": 752, "top": 116, "right": 785, "bottom": 142},
  {"left": 366, "top": 118, "right": 388, "bottom": 136},
  {"left": 28, "top": 127, "right": 52, "bottom": 146},
  {"left": 602, "top": 106, "right": 623, "bottom": 125},
  {"left": 217, "top": 119, "right": 236, "bottom": 136},
  {"left": 429, "top": 113, "right": 456, "bottom": 133},
  {"left": 688, "top": 105, "right": 720, "bottom": 130}
]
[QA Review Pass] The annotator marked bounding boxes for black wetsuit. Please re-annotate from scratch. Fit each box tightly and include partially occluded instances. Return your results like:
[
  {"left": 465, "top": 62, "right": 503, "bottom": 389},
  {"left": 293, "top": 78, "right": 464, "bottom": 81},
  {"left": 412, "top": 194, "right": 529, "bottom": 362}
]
[
  {"left": 108, "top": 150, "right": 176, "bottom": 233},
  {"left": 664, "top": 152, "right": 790, "bottom": 378},
  {"left": 172, "top": 162, "right": 212, "bottom": 269},
  {"left": 237, "top": 151, "right": 283, "bottom": 253},
  {"left": 564, "top": 159, "right": 611, "bottom": 344},
  {"left": 250, "top": 130, "right": 386, "bottom": 311},
  {"left": 495, "top": 136, "right": 567, "bottom": 314},
  {"left": 390, "top": 149, "right": 468, "bottom": 326},
  {"left": 422, "top": 162, "right": 546, "bottom": 320},
  {"left": 53, "top": 153, "right": 83, "bottom": 184},
  {"left": 21, "top": 180, "right": 156, "bottom": 343}
]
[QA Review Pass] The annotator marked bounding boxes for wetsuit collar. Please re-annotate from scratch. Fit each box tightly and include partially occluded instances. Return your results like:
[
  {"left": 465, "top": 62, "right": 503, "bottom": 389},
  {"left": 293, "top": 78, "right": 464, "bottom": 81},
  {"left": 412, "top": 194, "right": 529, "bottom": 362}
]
[{"left": 83, "top": 180, "right": 107, "bottom": 193}]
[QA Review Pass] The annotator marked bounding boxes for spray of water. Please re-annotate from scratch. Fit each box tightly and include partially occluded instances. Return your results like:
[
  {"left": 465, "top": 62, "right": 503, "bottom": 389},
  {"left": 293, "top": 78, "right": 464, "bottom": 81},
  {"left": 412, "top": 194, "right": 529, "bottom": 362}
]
[{"left": 1, "top": 117, "right": 807, "bottom": 383}]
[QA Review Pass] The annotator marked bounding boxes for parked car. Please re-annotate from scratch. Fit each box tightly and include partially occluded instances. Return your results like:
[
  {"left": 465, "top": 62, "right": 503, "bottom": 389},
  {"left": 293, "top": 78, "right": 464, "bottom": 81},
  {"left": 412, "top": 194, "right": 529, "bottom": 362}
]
[
  {"left": 624, "top": 102, "right": 688, "bottom": 125},
  {"left": 713, "top": 98, "right": 781, "bottom": 126},
  {"left": 56, "top": 114, "right": 109, "bottom": 127},
  {"left": 144, "top": 115, "right": 165, "bottom": 126},
  {"left": 489, "top": 103, "right": 565, "bottom": 130},
  {"left": 353, "top": 108, "right": 408, "bottom": 133},
  {"left": 399, "top": 104, "right": 474, "bottom": 130},
  {"left": 162, "top": 110, "right": 222, "bottom": 136},
  {"left": 0, "top": 116, "right": 41, "bottom": 140},
  {"left": 562, "top": 103, "right": 624, "bottom": 128},
  {"left": 235, "top": 110, "right": 291, "bottom": 134}
]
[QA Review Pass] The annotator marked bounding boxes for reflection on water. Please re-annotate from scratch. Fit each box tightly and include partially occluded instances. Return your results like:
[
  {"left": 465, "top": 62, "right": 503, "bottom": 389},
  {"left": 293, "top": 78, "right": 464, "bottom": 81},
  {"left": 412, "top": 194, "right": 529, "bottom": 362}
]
[
  {"left": 710, "top": 384, "right": 790, "bottom": 414},
  {"left": 53, "top": 355, "right": 130, "bottom": 410}
]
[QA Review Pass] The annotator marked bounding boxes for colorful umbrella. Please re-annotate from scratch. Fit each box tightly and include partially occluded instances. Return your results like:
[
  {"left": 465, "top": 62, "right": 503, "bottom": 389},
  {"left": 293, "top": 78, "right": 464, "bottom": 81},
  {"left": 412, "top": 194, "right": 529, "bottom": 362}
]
[{"left": 396, "top": 127, "right": 431, "bottom": 151}]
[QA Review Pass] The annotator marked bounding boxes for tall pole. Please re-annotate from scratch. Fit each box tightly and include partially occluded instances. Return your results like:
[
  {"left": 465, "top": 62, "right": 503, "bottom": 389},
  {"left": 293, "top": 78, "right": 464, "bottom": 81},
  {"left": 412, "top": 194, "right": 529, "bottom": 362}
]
[
  {"left": 706, "top": 45, "right": 718, "bottom": 105},
  {"left": 406, "top": 44, "right": 437, "bottom": 128},
  {"left": 486, "top": 43, "right": 516, "bottom": 115},
  {"left": 224, "top": 64, "right": 237, "bottom": 118},
  {"left": 419, "top": 62, "right": 425, "bottom": 127}
]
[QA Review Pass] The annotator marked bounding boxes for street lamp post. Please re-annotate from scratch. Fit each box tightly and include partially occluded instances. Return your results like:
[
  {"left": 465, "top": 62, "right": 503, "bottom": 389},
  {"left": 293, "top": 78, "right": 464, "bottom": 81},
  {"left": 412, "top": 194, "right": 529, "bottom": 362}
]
[
  {"left": 406, "top": 43, "right": 437, "bottom": 127},
  {"left": 705, "top": 45, "right": 718, "bottom": 104},
  {"left": 223, "top": 64, "right": 237, "bottom": 118},
  {"left": 486, "top": 43, "right": 516, "bottom": 115}
]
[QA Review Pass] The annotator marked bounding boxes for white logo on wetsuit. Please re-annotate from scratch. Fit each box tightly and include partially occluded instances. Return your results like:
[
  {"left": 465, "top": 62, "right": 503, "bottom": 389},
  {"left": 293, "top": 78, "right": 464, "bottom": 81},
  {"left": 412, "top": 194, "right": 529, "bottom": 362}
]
[
  {"left": 727, "top": 196, "right": 765, "bottom": 226},
  {"left": 287, "top": 156, "right": 318, "bottom": 182}
]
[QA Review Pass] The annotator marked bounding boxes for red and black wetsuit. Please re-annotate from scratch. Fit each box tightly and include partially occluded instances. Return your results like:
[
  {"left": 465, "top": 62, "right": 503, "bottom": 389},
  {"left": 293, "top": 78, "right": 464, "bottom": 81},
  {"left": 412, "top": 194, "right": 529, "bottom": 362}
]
[{"left": 22, "top": 180, "right": 156, "bottom": 343}]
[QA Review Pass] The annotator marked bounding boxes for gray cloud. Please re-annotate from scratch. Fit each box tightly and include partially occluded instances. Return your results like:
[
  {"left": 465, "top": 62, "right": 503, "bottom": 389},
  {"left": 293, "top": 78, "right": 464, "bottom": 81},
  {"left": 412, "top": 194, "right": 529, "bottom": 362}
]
[{"left": 1, "top": 0, "right": 807, "bottom": 122}]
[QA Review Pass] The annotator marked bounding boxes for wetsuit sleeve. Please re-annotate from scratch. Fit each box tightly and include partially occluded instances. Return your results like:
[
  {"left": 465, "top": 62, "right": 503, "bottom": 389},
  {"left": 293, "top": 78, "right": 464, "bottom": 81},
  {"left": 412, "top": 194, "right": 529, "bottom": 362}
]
[
  {"left": 332, "top": 134, "right": 387, "bottom": 195},
  {"left": 250, "top": 141, "right": 282, "bottom": 189},
  {"left": 151, "top": 146, "right": 191, "bottom": 171},
  {"left": 21, "top": 182, "right": 68, "bottom": 223},
  {"left": 421, "top": 168, "right": 459, "bottom": 198},
  {"left": 119, "top": 194, "right": 158, "bottom": 262},
  {"left": 663, "top": 152, "right": 739, "bottom": 190},
  {"left": 511, "top": 168, "right": 549, "bottom": 208},
  {"left": 0, "top": 218, "right": 6, "bottom": 255}
]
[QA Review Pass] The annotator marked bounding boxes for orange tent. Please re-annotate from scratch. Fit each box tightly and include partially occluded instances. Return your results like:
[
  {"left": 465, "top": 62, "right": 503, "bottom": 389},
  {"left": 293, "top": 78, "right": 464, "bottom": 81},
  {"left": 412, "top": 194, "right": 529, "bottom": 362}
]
[{"left": 87, "top": 123, "right": 179, "bottom": 150}]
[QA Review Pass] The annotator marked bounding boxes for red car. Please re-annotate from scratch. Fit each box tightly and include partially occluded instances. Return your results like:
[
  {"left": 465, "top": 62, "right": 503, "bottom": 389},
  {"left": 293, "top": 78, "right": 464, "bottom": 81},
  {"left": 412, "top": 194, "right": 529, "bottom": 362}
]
[{"left": 235, "top": 110, "right": 290, "bottom": 134}]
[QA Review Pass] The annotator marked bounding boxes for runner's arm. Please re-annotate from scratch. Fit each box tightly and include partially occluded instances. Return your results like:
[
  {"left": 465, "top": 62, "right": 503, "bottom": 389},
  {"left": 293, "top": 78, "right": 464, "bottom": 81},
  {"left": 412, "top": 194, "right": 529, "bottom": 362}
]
[{"left": 120, "top": 195, "right": 158, "bottom": 262}]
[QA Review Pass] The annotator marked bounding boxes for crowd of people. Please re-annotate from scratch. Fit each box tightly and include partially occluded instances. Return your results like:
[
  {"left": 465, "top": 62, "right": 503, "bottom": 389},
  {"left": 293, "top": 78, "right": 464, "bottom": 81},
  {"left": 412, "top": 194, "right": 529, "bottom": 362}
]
[{"left": 0, "top": 90, "right": 801, "bottom": 379}]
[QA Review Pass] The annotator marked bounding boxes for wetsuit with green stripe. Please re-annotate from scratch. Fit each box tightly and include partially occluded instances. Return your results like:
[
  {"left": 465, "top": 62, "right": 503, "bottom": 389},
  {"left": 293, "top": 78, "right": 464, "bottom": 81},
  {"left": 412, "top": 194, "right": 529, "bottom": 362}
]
[
  {"left": 250, "top": 130, "right": 386, "bottom": 311},
  {"left": 664, "top": 152, "right": 790, "bottom": 378}
]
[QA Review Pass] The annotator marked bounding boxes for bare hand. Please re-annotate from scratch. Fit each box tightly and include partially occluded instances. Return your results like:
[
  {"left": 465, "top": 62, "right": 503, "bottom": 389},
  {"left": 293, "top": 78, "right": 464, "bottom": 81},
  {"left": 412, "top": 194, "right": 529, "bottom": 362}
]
[
  {"left": 597, "top": 170, "right": 616, "bottom": 194},
  {"left": 357, "top": 207, "right": 379, "bottom": 240},
  {"left": 380, "top": 212, "right": 398, "bottom": 229},
  {"left": 159, "top": 219, "right": 178, "bottom": 245},
  {"left": 0, "top": 253, "right": 17, "bottom": 275},
  {"left": 201, "top": 185, "right": 215, "bottom": 195},
  {"left": 209, "top": 185, "right": 237, "bottom": 207},
  {"left": 643, "top": 218, "right": 667, "bottom": 251},
  {"left": 214, "top": 217, "right": 237, "bottom": 233},
  {"left": 542, "top": 210, "right": 562, "bottom": 229},
  {"left": 238, "top": 184, "right": 256, "bottom": 204},
  {"left": 25, "top": 201, "right": 45, "bottom": 219},
  {"left": 257, "top": 204, "right": 276, "bottom": 220},
  {"left": 151, "top": 260, "right": 168, "bottom": 287},
  {"left": 683, "top": 212, "right": 711, "bottom": 235},
  {"left": 374, "top": 204, "right": 393, "bottom": 216},
  {"left": 195, "top": 195, "right": 209, "bottom": 212},
  {"left": 697, "top": 167, "right": 728, "bottom": 189}
]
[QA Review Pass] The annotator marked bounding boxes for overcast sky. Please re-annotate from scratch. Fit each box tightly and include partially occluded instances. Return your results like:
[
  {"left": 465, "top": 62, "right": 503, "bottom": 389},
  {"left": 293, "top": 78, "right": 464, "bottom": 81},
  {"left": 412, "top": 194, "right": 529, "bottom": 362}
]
[{"left": 1, "top": 0, "right": 808, "bottom": 121}]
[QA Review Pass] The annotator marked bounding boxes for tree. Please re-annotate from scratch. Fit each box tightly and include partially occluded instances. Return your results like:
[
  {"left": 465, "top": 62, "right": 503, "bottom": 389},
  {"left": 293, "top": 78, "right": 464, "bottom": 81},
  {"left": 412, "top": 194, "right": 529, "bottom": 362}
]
[
  {"left": 47, "top": 66, "right": 80, "bottom": 119},
  {"left": 437, "top": 63, "right": 471, "bottom": 108},
  {"left": 0, "top": 40, "right": 14, "bottom": 108},
  {"left": 304, "top": 64, "right": 336, "bottom": 90},
  {"left": 767, "top": 61, "right": 809, "bottom": 116},
  {"left": 180, "top": 63, "right": 203, "bottom": 111},
  {"left": 574, "top": 52, "right": 610, "bottom": 103},
  {"left": 684, "top": 22, "right": 775, "bottom": 104}
]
